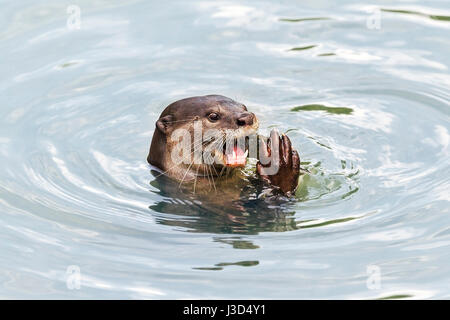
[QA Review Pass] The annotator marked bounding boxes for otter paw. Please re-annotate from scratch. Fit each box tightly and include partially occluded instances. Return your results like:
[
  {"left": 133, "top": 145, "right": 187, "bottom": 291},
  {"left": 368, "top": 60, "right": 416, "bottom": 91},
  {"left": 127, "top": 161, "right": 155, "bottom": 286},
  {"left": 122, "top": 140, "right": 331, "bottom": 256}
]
[{"left": 256, "top": 129, "right": 300, "bottom": 195}]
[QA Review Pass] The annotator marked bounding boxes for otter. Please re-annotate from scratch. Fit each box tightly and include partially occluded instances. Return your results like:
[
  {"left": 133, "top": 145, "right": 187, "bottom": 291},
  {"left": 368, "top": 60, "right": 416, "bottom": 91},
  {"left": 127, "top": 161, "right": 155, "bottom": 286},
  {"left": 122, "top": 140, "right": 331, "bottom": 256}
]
[{"left": 147, "top": 95, "right": 300, "bottom": 197}]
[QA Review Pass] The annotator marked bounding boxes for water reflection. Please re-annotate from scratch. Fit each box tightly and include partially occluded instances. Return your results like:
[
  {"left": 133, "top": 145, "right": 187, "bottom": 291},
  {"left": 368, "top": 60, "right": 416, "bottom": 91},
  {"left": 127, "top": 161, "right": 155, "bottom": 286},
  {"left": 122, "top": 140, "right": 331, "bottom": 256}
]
[
  {"left": 381, "top": 8, "right": 450, "bottom": 22},
  {"left": 289, "top": 45, "right": 317, "bottom": 51},
  {"left": 1, "top": 0, "right": 448, "bottom": 298},
  {"left": 148, "top": 164, "right": 362, "bottom": 237},
  {"left": 213, "top": 237, "right": 260, "bottom": 249},
  {"left": 279, "top": 17, "right": 331, "bottom": 23},
  {"left": 291, "top": 104, "right": 354, "bottom": 115},
  {"left": 194, "top": 260, "right": 259, "bottom": 271},
  {"left": 148, "top": 171, "right": 299, "bottom": 235}
]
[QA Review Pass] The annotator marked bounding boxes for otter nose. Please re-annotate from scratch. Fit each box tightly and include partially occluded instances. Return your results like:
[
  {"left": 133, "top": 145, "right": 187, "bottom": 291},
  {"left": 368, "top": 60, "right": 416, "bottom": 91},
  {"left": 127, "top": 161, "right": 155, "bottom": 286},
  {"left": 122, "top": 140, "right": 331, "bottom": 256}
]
[{"left": 236, "top": 112, "right": 254, "bottom": 127}]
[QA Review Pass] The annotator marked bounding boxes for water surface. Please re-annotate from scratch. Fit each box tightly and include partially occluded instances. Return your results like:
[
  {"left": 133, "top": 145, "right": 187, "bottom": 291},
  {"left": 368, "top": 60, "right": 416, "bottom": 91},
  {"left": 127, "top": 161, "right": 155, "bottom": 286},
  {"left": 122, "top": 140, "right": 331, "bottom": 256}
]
[{"left": 0, "top": 0, "right": 449, "bottom": 299}]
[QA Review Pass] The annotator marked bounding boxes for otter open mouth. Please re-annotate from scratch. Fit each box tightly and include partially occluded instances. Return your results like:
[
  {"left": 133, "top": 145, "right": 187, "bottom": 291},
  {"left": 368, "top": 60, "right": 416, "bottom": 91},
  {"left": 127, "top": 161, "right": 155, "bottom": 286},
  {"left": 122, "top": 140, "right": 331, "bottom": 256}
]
[
  {"left": 202, "top": 131, "right": 256, "bottom": 170},
  {"left": 222, "top": 136, "right": 250, "bottom": 168}
]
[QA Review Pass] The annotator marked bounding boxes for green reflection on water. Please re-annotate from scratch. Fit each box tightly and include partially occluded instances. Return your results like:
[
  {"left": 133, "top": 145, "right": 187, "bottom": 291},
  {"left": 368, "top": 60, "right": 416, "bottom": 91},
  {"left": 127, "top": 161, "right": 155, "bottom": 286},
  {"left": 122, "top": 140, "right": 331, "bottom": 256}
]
[
  {"left": 279, "top": 17, "right": 331, "bottom": 22},
  {"left": 382, "top": 8, "right": 450, "bottom": 22},
  {"left": 194, "top": 260, "right": 259, "bottom": 271},
  {"left": 291, "top": 104, "right": 353, "bottom": 115},
  {"left": 216, "top": 261, "right": 259, "bottom": 267},
  {"left": 377, "top": 294, "right": 414, "bottom": 300},
  {"left": 214, "top": 238, "right": 260, "bottom": 249},
  {"left": 289, "top": 45, "right": 317, "bottom": 51},
  {"left": 60, "top": 61, "right": 78, "bottom": 68},
  {"left": 284, "top": 128, "right": 299, "bottom": 134}
]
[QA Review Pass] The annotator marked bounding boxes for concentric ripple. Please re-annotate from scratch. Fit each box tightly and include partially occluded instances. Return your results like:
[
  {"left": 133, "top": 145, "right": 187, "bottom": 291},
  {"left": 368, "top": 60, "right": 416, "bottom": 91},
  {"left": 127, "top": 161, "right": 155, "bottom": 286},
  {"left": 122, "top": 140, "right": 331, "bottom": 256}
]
[{"left": 0, "top": 0, "right": 449, "bottom": 299}]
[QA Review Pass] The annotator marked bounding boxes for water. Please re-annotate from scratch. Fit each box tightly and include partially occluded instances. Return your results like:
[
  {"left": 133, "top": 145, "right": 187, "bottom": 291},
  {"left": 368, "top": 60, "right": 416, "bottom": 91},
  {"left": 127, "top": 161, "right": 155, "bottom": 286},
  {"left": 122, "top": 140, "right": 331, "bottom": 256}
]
[{"left": 0, "top": 0, "right": 449, "bottom": 299}]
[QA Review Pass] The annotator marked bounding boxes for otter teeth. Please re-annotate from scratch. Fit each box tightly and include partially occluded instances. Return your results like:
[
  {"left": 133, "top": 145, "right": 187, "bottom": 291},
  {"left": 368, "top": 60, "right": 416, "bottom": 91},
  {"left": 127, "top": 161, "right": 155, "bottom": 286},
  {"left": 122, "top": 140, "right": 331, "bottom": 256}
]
[{"left": 225, "top": 147, "right": 248, "bottom": 167}]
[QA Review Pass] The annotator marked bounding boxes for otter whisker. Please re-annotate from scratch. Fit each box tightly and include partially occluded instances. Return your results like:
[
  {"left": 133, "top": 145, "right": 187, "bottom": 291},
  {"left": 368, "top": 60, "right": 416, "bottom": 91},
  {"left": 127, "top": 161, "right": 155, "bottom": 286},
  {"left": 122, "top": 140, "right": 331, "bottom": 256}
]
[
  {"left": 154, "top": 135, "right": 207, "bottom": 179},
  {"left": 219, "top": 166, "right": 226, "bottom": 177},
  {"left": 178, "top": 157, "right": 195, "bottom": 188},
  {"left": 193, "top": 165, "right": 200, "bottom": 194},
  {"left": 210, "top": 164, "right": 220, "bottom": 177},
  {"left": 153, "top": 142, "right": 201, "bottom": 179},
  {"left": 210, "top": 163, "right": 224, "bottom": 181},
  {"left": 205, "top": 164, "right": 213, "bottom": 191},
  {"left": 208, "top": 165, "right": 217, "bottom": 192},
  {"left": 152, "top": 163, "right": 180, "bottom": 178},
  {"left": 153, "top": 128, "right": 237, "bottom": 188}
]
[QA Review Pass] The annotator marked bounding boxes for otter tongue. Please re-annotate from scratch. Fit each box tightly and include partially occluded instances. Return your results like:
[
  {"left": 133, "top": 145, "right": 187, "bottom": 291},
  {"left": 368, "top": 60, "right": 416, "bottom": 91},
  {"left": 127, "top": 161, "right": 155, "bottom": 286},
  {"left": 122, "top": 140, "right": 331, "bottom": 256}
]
[{"left": 225, "top": 146, "right": 247, "bottom": 167}]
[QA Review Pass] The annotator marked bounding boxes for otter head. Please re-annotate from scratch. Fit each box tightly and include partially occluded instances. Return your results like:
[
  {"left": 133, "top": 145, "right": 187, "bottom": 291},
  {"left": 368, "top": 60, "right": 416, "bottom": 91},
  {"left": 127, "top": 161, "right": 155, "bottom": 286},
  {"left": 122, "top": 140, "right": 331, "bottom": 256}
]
[{"left": 147, "top": 95, "right": 259, "bottom": 181}]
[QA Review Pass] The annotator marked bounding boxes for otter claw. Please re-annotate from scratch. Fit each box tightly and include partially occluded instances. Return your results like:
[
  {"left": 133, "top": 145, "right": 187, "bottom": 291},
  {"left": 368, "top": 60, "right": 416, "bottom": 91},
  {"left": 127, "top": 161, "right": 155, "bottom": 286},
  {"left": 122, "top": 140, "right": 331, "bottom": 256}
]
[{"left": 257, "top": 130, "right": 300, "bottom": 195}]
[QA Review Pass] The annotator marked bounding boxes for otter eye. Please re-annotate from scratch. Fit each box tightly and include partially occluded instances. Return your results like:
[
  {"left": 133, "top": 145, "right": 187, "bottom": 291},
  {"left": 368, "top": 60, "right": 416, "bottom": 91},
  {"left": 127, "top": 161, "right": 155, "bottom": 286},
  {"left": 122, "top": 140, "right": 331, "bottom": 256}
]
[{"left": 208, "top": 112, "right": 220, "bottom": 122}]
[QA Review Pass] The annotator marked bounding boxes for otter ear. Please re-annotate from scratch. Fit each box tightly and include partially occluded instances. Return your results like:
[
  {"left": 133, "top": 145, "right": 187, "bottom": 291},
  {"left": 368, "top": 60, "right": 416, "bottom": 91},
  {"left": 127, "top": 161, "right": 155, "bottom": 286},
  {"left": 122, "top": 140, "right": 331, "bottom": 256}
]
[{"left": 156, "top": 114, "right": 174, "bottom": 134}]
